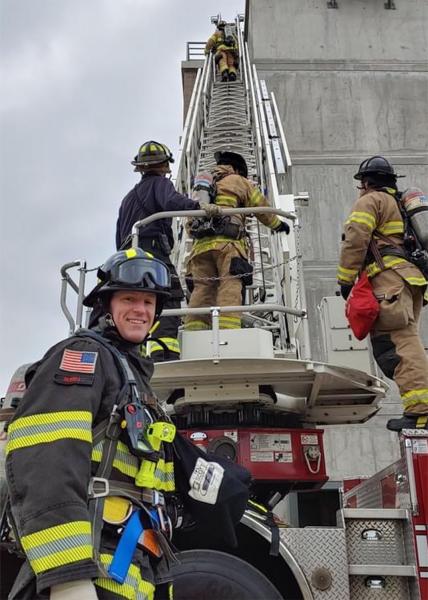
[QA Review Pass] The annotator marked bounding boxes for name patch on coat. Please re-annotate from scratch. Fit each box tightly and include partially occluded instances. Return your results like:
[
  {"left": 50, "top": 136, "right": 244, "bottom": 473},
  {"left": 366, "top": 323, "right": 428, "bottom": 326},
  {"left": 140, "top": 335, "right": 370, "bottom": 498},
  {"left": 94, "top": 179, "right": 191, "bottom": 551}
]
[
  {"left": 59, "top": 349, "right": 98, "bottom": 373},
  {"left": 54, "top": 373, "right": 95, "bottom": 386}
]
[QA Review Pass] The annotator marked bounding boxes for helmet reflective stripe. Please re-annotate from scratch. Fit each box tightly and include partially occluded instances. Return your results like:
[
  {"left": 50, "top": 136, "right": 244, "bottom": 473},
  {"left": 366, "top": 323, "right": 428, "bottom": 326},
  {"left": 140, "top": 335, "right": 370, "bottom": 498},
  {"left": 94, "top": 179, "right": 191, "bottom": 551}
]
[
  {"left": 131, "top": 140, "right": 174, "bottom": 167},
  {"left": 82, "top": 248, "right": 171, "bottom": 309},
  {"left": 125, "top": 248, "right": 137, "bottom": 259}
]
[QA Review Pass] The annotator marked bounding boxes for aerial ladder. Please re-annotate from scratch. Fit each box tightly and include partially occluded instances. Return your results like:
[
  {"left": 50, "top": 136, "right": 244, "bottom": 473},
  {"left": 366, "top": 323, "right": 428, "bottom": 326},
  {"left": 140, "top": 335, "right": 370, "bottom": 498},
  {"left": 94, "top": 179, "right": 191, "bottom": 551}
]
[{"left": 2, "top": 14, "right": 427, "bottom": 600}]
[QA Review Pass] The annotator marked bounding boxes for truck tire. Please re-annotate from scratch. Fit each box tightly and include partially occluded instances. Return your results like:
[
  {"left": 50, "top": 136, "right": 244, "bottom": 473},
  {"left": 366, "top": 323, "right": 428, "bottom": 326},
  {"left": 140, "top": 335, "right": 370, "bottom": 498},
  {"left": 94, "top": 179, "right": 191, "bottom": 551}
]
[{"left": 172, "top": 549, "right": 284, "bottom": 600}]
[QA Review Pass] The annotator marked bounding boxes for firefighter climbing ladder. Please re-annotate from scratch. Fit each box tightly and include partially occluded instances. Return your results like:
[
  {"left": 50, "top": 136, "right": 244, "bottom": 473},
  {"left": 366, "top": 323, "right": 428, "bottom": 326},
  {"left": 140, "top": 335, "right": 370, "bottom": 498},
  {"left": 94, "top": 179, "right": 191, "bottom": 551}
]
[{"left": 173, "top": 16, "right": 310, "bottom": 359}]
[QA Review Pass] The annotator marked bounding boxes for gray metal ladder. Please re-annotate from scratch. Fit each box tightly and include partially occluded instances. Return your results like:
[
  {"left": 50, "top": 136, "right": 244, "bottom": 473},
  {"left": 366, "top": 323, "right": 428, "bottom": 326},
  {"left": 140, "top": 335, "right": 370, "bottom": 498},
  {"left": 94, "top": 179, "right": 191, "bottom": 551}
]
[{"left": 173, "top": 18, "right": 310, "bottom": 357}]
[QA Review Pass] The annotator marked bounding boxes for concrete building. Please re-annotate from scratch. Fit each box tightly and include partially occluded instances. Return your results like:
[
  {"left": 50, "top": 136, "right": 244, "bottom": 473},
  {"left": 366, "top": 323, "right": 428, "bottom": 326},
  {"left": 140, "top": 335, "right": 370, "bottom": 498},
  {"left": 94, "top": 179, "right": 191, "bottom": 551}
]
[
  {"left": 245, "top": 0, "right": 428, "bottom": 479},
  {"left": 179, "top": 1, "right": 427, "bottom": 480}
]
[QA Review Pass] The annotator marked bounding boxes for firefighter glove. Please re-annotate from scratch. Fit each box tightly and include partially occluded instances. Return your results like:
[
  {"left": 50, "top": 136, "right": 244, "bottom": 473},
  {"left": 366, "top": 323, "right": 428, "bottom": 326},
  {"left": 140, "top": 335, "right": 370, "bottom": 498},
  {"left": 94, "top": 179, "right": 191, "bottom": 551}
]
[
  {"left": 340, "top": 284, "right": 353, "bottom": 300},
  {"left": 201, "top": 203, "right": 222, "bottom": 218},
  {"left": 274, "top": 220, "right": 290, "bottom": 234}
]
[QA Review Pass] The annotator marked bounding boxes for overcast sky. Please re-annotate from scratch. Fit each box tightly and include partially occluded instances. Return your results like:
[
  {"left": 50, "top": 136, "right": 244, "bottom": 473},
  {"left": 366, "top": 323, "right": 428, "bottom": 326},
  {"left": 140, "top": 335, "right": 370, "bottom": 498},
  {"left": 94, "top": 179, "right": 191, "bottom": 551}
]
[{"left": 0, "top": 0, "right": 245, "bottom": 393}]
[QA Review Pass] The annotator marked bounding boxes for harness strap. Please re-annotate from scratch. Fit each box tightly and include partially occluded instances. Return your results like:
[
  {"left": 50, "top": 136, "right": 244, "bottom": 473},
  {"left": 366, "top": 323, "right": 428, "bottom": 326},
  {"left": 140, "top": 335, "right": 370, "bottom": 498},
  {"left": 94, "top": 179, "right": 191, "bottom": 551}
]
[
  {"left": 88, "top": 478, "right": 165, "bottom": 507},
  {"left": 74, "top": 330, "right": 177, "bottom": 577},
  {"left": 74, "top": 330, "right": 141, "bottom": 569}
]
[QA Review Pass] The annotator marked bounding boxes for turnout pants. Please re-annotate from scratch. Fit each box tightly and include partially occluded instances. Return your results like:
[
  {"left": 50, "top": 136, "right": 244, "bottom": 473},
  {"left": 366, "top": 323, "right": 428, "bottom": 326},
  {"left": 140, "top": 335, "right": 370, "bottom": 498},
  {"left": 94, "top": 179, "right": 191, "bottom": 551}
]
[
  {"left": 216, "top": 51, "right": 237, "bottom": 76},
  {"left": 184, "top": 245, "right": 243, "bottom": 330},
  {"left": 370, "top": 269, "right": 428, "bottom": 415}
]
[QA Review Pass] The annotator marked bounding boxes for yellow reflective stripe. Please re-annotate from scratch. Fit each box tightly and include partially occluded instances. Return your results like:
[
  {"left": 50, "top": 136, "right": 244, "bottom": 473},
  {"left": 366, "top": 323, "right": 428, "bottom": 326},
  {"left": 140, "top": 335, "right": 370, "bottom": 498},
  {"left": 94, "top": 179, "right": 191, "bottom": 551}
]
[
  {"left": 6, "top": 411, "right": 92, "bottom": 455},
  {"left": 96, "top": 553, "right": 155, "bottom": 600},
  {"left": 92, "top": 440, "right": 139, "bottom": 479},
  {"left": 248, "top": 499, "right": 268, "bottom": 513},
  {"left": 92, "top": 442, "right": 174, "bottom": 491},
  {"left": 345, "top": 211, "right": 376, "bottom": 231},
  {"left": 148, "top": 320, "right": 160, "bottom": 335},
  {"left": 21, "top": 521, "right": 92, "bottom": 549},
  {"left": 8, "top": 411, "right": 92, "bottom": 432},
  {"left": 183, "top": 320, "right": 210, "bottom": 331},
  {"left": 366, "top": 256, "right": 428, "bottom": 285},
  {"left": 366, "top": 256, "right": 407, "bottom": 277},
  {"left": 21, "top": 521, "right": 93, "bottom": 575},
  {"left": 377, "top": 221, "right": 404, "bottom": 235},
  {"left": 153, "top": 459, "right": 175, "bottom": 492},
  {"left": 406, "top": 276, "right": 427, "bottom": 286},
  {"left": 193, "top": 237, "right": 246, "bottom": 255},
  {"left": 217, "top": 44, "right": 237, "bottom": 51},
  {"left": 402, "top": 389, "right": 428, "bottom": 408},
  {"left": 148, "top": 338, "right": 180, "bottom": 354},
  {"left": 215, "top": 194, "right": 238, "bottom": 207},
  {"left": 338, "top": 265, "right": 359, "bottom": 275},
  {"left": 219, "top": 316, "right": 241, "bottom": 329},
  {"left": 337, "top": 265, "right": 358, "bottom": 283},
  {"left": 249, "top": 188, "right": 264, "bottom": 207},
  {"left": 125, "top": 248, "right": 137, "bottom": 258},
  {"left": 271, "top": 217, "right": 281, "bottom": 229}
]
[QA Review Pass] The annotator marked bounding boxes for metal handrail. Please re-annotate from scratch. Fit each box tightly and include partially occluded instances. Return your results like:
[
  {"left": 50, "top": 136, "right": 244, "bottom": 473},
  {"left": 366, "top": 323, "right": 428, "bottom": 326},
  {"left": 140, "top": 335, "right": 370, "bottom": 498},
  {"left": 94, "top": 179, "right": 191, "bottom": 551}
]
[
  {"left": 131, "top": 206, "right": 296, "bottom": 248},
  {"left": 162, "top": 303, "right": 305, "bottom": 318},
  {"left": 186, "top": 42, "right": 205, "bottom": 61},
  {"left": 60, "top": 260, "right": 86, "bottom": 335},
  {"left": 160, "top": 304, "right": 306, "bottom": 363}
]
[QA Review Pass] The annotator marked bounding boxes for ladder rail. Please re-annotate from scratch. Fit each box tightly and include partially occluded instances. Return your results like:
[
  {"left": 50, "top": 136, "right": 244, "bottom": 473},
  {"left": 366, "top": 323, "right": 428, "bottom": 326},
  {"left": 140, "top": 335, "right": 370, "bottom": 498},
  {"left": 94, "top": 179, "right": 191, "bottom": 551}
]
[
  {"left": 170, "top": 21, "right": 310, "bottom": 357},
  {"left": 185, "top": 56, "right": 212, "bottom": 193},
  {"left": 175, "top": 67, "right": 203, "bottom": 195}
]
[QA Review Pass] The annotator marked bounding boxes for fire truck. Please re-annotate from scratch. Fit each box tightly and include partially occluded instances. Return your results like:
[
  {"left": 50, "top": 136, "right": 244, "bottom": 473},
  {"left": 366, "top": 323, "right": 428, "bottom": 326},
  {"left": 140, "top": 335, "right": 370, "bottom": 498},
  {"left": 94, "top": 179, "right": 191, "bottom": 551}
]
[{"left": 1, "top": 10, "right": 427, "bottom": 600}]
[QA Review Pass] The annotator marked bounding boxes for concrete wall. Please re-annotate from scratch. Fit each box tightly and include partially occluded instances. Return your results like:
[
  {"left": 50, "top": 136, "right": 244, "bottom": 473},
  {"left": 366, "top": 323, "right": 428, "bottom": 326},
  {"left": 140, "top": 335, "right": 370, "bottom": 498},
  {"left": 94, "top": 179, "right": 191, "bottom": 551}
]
[
  {"left": 181, "top": 60, "right": 204, "bottom": 124},
  {"left": 246, "top": 0, "right": 428, "bottom": 478}
]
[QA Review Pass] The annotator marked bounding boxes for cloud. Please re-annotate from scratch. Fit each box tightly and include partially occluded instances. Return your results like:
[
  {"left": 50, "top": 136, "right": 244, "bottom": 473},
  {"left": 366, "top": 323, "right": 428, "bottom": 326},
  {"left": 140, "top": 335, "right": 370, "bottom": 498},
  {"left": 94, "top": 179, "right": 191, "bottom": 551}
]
[{"left": 0, "top": 0, "right": 244, "bottom": 392}]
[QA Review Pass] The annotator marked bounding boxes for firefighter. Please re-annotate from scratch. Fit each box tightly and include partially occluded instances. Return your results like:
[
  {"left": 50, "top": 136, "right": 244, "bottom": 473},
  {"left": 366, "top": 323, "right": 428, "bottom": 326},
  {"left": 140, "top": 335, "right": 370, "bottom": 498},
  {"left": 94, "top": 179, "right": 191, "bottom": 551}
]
[
  {"left": 184, "top": 151, "right": 290, "bottom": 331},
  {"left": 337, "top": 156, "right": 428, "bottom": 432},
  {"left": 116, "top": 141, "right": 211, "bottom": 362},
  {"left": 5, "top": 249, "right": 177, "bottom": 600},
  {"left": 205, "top": 20, "right": 239, "bottom": 82}
]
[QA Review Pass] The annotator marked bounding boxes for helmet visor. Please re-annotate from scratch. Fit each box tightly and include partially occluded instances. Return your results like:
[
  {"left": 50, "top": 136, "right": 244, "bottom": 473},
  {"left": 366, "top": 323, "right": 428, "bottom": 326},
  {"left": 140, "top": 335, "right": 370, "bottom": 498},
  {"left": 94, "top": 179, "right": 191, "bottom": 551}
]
[{"left": 110, "top": 258, "right": 171, "bottom": 290}]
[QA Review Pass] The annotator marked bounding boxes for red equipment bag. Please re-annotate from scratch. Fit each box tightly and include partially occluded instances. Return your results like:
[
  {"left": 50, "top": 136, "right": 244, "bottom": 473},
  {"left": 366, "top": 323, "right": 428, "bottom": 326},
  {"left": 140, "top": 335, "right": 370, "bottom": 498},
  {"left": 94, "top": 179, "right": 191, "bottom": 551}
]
[{"left": 345, "top": 272, "right": 380, "bottom": 340}]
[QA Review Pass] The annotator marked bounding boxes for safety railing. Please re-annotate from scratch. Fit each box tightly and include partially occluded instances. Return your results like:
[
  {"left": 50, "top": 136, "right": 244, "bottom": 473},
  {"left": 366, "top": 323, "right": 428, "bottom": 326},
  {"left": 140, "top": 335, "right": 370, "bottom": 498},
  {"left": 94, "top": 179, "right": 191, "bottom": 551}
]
[
  {"left": 161, "top": 304, "right": 306, "bottom": 364},
  {"left": 60, "top": 261, "right": 88, "bottom": 335},
  {"left": 186, "top": 42, "right": 206, "bottom": 61},
  {"left": 130, "top": 207, "right": 296, "bottom": 248},
  {"left": 130, "top": 207, "right": 309, "bottom": 356}
]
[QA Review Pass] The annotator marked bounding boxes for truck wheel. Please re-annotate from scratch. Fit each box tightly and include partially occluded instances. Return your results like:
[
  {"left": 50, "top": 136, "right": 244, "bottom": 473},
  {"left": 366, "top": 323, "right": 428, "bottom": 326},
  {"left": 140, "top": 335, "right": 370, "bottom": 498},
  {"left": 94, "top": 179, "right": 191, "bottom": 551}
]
[{"left": 172, "top": 549, "right": 284, "bottom": 600}]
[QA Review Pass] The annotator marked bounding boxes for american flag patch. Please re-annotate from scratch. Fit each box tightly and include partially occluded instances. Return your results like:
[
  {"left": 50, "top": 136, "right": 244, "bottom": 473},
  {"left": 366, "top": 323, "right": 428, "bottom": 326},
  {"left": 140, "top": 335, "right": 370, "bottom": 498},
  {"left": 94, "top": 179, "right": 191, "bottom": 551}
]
[{"left": 59, "top": 349, "right": 98, "bottom": 374}]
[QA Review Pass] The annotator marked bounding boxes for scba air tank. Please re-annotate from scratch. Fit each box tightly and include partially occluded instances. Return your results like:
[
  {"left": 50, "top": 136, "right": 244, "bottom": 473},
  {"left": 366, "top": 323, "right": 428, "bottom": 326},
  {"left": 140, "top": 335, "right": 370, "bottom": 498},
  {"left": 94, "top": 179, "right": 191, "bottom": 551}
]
[{"left": 402, "top": 188, "right": 428, "bottom": 250}]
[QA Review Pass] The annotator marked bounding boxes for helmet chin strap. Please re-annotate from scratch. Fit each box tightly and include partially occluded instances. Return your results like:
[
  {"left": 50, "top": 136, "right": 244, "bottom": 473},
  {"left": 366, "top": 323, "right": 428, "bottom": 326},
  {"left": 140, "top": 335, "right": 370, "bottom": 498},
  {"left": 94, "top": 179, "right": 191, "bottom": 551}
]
[
  {"left": 105, "top": 313, "right": 116, "bottom": 327},
  {"left": 98, "top": 312, "right": 116, "bottom": 331}
]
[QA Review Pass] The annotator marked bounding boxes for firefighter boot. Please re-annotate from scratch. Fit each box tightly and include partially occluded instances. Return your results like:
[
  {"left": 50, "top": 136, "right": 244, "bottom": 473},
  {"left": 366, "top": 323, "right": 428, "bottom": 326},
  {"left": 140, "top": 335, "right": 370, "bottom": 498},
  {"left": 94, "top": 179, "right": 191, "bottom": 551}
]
[
  {"left": 221, "top": 70, "right": 229, "bottom": 82},
  {"left": 386, "top": 414, "right": 428, "bottom": 432},
  {"left": 228, "top": 72, "right": 237, "bottom": 81}
]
